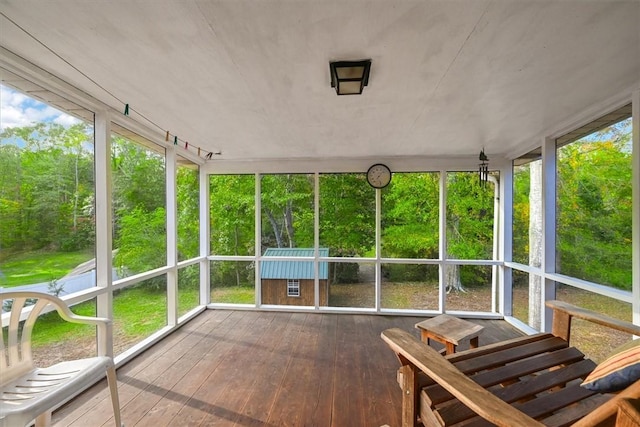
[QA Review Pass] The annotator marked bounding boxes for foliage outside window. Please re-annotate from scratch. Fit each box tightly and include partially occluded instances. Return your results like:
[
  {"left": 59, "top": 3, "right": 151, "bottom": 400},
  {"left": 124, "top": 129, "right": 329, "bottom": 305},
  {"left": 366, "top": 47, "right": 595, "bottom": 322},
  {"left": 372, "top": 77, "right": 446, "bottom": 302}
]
[
  {"left": 0, "top": 85, "right": 98, "bottom": 363},
  {"left": 445, "top": 172, "right": 495, "bottom": 288},
  {"left": 319, "top": 173, "right": 375, "bottom": 259},
  {"left": 382, "top": 172, "right": 439, "bottom": 260},
  {"left": 261, "top": 174, "right": 314, "bottom": 254},
  {"left": 111, "top": 129, "right": 166, "bottom": 279},
  {"left": 210, "top": 174, "right": 255, "bottom": 256},
  {"left": 513, "top": 155, "right": 543, "bottom": 266},
  {"left": 380, "top": 172, "right": 440, "bottom": 311},
  {"left": 177, "top": 160, "right": 200, "bottom": 314},
  {"left": 556, "top": 117, "right": 632, "bottom": 290},
  {"left": 209, "top": 175, "right": 255, "bottom": 304},
  {"left": 177, "top": 160, "right": 199, "bottom": 261},
  {"left": 0, "top": 86, "right": 96, "bottom": 296}
]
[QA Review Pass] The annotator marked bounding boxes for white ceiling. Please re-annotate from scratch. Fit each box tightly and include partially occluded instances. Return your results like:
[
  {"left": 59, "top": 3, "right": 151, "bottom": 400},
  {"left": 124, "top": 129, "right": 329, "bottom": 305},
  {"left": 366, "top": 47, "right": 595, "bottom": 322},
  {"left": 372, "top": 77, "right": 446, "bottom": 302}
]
[{"left": 0, "top": 0, "right": 639, "bottom": 163}]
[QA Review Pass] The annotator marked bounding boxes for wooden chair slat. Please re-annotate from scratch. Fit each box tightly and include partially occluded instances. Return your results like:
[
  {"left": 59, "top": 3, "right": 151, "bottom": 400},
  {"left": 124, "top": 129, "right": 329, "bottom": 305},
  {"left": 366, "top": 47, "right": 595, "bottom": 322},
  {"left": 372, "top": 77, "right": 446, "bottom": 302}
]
[
  {"left": 445, "top": 333, "right": 554, "bottom": 363},
  {"left": 463, "top": 384, "right": 598, "bottom": 427},
  {"left": 425, "top": 347, "right": 588, "bottom": 406},
  {"left": 473, "top": 346, "right": 589, "bottom": 387},
  {"left": 453, "top": 336, "right": 569, "bottom": 374},
  {"left": 541, "top": 394, "right": 613, "bottom": 427},
  {"left": 515, "top": 383, "right": 598, "bottom": 420},
  {"left": 434, "top": 359, "right": 597, "bottom": 425}
]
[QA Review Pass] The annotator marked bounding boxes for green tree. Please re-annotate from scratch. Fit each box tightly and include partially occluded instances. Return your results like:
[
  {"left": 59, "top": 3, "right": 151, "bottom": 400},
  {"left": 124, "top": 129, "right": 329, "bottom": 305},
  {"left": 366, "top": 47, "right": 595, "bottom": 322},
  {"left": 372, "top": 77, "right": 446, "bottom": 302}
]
[
  {"left": 557, "top": 128, "right": 632, "bottom": 289},
  {"left": 0, "top": 144, "right": 23, "bottom": 251},
  {"left": 210, "top": 175, "right": 255, "bottom": 286},
  {"left": 261, "top": 174, "right": 314, "bottom": 250},
  {"left": 177, "top": 166, "right": 200, "bottom": 261},
  {"left": 210, "top": 174, "right": 255, "bottom": 256},
  {"left": 114, "top": 206, "right": 167, "bottom": 278},
  {"left": 0, "top": 123, "right": 94, "bottom": 253},
  {"left": 320, "top": 173, "right": 375, "bottom": 257},
  {"left": 382, "top": 173, "right": 439, "bottom": 258},
  {"left": 319, "top": 173, "right": 375, "bottom": 283},
  {"left": 445, "top": 172, "right": 495, "bottom": 290},
  {"left": 111, "top": 136, "right": 166, "bottom": 280}
]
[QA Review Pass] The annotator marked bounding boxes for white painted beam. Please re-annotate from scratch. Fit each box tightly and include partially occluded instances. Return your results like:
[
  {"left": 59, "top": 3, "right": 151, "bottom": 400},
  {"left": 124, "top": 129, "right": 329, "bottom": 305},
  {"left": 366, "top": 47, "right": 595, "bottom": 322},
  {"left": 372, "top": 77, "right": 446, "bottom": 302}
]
[
  {"left": 199, "top": 167, "right": 210, "bottom": 306},
  {"left": 94, "top": 110, "right": 113, "bottom": 356},
  {"left": 166, "top": 146, "right": 178, "bottom": 326},
  {"left": 498, "top": 166, "right": 513, "bottom": 316},
  {"left": 632, "top": 89, "right": 640, "bottom": 326},
  {"left": 541, "top": 136, "right": 557, "bottom": 332}
]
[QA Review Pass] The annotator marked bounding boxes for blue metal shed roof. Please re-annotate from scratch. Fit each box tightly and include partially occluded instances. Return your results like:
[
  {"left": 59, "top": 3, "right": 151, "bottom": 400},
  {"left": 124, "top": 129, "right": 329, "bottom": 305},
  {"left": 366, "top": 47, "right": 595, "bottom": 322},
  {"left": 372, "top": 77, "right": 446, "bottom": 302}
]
[{"left": 260, "top": 248, "right": 329, "bottom": 280}]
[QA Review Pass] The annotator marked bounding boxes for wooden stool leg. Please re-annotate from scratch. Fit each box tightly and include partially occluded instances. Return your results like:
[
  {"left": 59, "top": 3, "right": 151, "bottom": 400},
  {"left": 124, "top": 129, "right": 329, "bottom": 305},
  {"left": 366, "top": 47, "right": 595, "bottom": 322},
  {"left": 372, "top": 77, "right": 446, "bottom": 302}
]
[
  {"left": 470, "top": 336, "right": 479, "bottom": 349},
  {"left": 445, "top": 342, "right": 456, "bottom": 355}
]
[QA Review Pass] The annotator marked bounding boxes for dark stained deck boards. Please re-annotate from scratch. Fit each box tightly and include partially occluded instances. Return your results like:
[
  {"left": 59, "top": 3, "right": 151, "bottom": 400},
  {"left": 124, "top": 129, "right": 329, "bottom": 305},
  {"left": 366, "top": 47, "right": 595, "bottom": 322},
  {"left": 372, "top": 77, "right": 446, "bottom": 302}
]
[{"left": 52, "top": 310, "right": 524, "bottom": 427}]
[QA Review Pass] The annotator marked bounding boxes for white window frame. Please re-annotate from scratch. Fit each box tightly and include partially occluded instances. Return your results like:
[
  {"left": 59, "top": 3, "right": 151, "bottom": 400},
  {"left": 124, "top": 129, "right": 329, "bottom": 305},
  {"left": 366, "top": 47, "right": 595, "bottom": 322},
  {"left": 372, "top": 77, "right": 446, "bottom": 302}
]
[{"left": 287, "top": 279, "right": 300, "bottom": 297}]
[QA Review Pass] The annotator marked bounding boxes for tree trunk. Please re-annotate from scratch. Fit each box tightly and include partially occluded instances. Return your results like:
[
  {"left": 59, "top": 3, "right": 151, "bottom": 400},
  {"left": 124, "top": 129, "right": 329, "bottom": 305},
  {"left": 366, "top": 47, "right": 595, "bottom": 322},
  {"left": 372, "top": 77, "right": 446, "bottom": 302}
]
[
  {"left": 284, "top": 199, "right": 295, "bottom": 247},
  {"left": 265, "top": 209, "right": 283, "bottom": 248},
  {"left": 446, "top": 216, "right": 465, "bottom": 293},
  {"left": 528, "top": 160, "right": 543, "bottom": 330},
  {"left": 72, "top": 153, "right": 79, "bottom": 231},
  {"left": 445, "top": 264, "right": 463, "bottom": 293}
]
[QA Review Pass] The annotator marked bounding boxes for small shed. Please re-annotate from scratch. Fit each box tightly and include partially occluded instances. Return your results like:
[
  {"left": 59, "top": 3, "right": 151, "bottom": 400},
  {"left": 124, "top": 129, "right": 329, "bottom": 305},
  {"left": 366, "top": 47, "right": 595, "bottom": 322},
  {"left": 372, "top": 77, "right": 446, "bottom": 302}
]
[{"left": 260, "top": 248, "right": 329, "bottom": 306}]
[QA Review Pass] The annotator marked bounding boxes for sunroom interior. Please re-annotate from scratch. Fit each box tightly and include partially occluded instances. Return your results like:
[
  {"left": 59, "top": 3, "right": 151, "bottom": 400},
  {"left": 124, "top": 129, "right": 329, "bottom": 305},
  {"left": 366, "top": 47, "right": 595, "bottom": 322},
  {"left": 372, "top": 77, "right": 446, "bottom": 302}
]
[{"left": 1, "top": 1, "right": 639, "bottom": 426}]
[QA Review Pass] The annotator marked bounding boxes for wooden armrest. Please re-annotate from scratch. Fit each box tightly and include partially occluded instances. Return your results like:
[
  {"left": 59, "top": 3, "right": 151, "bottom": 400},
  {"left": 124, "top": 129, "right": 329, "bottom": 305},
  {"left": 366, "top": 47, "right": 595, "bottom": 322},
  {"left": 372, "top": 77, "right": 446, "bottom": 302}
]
[
  {"left": 572, "top": 380, "right": 640, "bottom": 427},
  {"left": 614, "top": 398, "right": 640, "bottom": 427},
  {"left": 546, "top": 300, "right": 640, "bottom": 342},
  {"left": 381, "top": 328, "right": 544, "bottom": 427}
]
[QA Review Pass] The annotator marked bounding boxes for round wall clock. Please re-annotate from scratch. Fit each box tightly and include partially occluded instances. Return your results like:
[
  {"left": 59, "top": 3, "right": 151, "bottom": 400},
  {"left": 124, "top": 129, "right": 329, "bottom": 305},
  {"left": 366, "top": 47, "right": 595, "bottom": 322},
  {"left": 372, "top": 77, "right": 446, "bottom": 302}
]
[{"left": 366, "top": 163, "right": 392, "bottom": 188}]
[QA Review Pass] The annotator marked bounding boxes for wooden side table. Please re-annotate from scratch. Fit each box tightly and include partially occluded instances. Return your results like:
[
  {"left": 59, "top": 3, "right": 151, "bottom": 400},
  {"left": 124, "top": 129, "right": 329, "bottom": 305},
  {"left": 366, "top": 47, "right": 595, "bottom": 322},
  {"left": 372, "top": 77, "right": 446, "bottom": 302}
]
[{"left": 415, "top": 314, "right": 484, "bottom": 355}]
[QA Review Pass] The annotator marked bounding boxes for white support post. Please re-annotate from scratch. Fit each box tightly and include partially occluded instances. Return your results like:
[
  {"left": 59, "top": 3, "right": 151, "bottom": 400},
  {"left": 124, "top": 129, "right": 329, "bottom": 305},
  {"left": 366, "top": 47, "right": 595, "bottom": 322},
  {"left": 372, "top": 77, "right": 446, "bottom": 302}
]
[
  {"left": 375, "top": 188, "right": 382, "bottom": 312},
  {"left": 166, "top": 146, "right": 178, "bottom": 326},
  {"left": 314, "top": 172, "right": 320, "bottom": 310},
  {"left": 438, "top": 170, "right": 447, "bottom": 313},
  {"left": 255, "top": 173, "right": 262, "bottom": 307},
  {"left": 94, "top": 110, "right": 113, "bottom": 356},
  {"left": 199, "top": 167, "right": 210, "bottom": 305},
  {"left": 498, "top": 165, "right": 513, "bottom": 316},
  {"left": 632, "top": 89, "right": 640, "bottom": 326},
  {"left": 541, "top": 136, "right": 557, "bottom": 332}
]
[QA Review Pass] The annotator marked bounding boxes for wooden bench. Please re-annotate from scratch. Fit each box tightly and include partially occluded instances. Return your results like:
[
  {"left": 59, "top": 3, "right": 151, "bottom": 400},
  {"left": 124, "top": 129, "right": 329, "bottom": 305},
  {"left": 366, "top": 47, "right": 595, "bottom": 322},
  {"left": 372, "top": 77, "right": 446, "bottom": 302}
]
[{"left": 381, "top": 301, "right": 640, "bottom": 427}]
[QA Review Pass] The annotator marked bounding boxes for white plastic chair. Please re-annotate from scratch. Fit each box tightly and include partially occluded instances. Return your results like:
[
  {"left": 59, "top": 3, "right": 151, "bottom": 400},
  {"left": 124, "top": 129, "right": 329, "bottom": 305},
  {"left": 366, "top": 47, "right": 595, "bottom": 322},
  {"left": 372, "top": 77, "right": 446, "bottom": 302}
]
[{"left": 0, "top": 292, "right": 122, "bottom": 427}]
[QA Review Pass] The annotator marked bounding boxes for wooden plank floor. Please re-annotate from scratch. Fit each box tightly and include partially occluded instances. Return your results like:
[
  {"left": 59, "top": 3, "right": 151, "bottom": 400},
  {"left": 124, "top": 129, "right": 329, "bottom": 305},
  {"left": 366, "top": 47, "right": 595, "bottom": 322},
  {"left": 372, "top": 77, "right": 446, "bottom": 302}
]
[{"left": 52, "top": 310, "right": 524, "bottom": 427}]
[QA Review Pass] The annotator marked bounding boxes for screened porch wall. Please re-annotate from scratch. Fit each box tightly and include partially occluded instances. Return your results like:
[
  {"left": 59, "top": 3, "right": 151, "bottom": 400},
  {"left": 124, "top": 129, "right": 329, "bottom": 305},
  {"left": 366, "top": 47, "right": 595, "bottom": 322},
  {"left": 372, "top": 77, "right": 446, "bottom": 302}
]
[{"left": 0, "top": 52, "right": 638, "bottom": 369}]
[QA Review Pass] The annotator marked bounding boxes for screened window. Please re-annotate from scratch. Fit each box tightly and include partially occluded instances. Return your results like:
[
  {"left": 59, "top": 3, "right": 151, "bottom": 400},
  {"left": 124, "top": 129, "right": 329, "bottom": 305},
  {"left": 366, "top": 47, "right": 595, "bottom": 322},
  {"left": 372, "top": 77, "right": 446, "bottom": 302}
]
[
  {"left": 287, "top": 279, "right": 300, "bottom": 297},
  {"left": 0, "top": 82, "right": 96, "bottom": 365},
  {"left": 556, "top": 105, "right": 632, "bottom": 290},
  {"left": 261, "top": 173, "right": 314, "bottom": 254}
]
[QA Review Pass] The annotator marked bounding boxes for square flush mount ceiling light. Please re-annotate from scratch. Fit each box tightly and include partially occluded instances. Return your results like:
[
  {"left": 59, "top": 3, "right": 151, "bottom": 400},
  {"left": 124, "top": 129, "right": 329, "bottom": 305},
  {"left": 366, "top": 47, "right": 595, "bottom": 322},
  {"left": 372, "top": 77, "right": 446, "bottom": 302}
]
[{"left": 329, "top": 59, "right": 371, "bottom": 95}]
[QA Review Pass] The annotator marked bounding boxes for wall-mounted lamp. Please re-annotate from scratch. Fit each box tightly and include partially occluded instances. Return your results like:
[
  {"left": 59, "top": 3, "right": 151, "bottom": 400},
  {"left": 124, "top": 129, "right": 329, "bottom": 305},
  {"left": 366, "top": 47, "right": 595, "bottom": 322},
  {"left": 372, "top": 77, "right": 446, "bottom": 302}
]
[{"left": 329, "top": 59, "right": 371, "bottom": 95}]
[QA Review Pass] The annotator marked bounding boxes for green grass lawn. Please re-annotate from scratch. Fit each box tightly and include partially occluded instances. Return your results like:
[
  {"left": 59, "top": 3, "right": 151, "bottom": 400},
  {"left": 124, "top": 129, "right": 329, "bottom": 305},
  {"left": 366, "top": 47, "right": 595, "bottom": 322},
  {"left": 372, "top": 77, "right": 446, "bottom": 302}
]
[
  {"left": 211, "top": 285, "right": 255, "bottom": 304},
  {"left": 0, "top": 250, "right": 94, "bottom": 287}
]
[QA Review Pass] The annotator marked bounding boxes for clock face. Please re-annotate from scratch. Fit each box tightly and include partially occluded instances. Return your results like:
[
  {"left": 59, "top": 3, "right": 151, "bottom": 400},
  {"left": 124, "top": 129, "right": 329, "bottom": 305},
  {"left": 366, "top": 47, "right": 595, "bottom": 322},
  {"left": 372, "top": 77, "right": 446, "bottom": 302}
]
[{"left": 367, "top": 164, "right": 392, "bottom": 188}]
